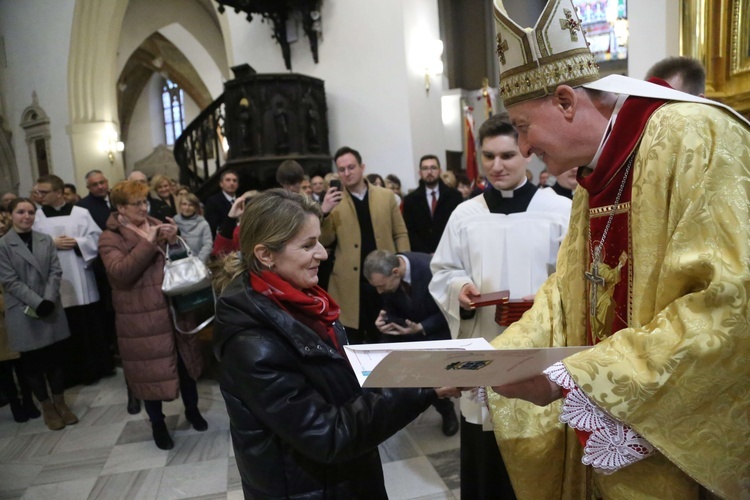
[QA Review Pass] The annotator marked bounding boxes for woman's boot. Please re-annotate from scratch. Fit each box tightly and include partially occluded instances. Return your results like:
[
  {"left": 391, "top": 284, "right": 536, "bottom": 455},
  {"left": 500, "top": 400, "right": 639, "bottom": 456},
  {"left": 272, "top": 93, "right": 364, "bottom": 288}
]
[
  {"left": 40, "top": 399, "right": 65, "bottom": 430},
  {"left": 52, "top": 394, "right": 78, "bottom": 425},
  {"left": 9, "top": 397, "right": 29, "bottom": 423},
  {"left": 127, "top": 387, "right": 141, "bottom": 415},
  {"left": 151, "top": 420, "right": 174, "bottom": 450}
]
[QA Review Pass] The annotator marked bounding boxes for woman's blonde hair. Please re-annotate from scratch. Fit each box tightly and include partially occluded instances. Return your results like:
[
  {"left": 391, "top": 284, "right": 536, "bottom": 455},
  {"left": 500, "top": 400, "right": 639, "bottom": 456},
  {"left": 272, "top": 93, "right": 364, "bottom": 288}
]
[
  {"left": 212, "top": 189, "right": 322, "bottom": 293},
  {"left": 150, "top": 174, "right": 171, "bottom": 195}
]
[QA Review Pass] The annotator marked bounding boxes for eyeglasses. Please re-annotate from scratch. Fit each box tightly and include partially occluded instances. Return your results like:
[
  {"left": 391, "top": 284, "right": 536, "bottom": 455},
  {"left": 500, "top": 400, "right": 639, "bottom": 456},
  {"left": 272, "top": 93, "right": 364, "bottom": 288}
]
[
  {"left": 34, "top": 189, "right": 52, "bottom": 196},
  {"left": 127, "top": 200, "right": 149, "bottom": 207}
]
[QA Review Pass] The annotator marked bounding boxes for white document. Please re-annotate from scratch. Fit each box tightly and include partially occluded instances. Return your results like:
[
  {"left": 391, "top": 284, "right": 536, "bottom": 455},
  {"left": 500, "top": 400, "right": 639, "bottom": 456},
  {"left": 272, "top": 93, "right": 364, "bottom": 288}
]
[{"left": 344, "top": 339, "right": 590, "bottom": 388}]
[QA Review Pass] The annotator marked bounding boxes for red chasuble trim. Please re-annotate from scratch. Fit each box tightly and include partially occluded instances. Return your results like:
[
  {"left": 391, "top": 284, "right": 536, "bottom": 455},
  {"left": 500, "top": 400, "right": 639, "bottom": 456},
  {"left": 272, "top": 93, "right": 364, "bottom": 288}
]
[{"left": 577, "top": 81, "right": 670, "bottom": 346}]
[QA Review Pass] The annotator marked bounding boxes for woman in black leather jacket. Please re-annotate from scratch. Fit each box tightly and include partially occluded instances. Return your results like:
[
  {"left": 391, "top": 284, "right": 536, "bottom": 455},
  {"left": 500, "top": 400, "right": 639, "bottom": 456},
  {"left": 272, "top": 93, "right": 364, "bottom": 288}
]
[{"left": 212, "top": 190, "right": 454, "bottom": 499}]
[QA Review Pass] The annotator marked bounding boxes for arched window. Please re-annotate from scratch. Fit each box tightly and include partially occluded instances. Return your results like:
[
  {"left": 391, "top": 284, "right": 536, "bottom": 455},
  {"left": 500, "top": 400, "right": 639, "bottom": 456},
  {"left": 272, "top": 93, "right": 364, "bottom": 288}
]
[{"left": 162, "top": 79, "right": 185, "bottom": 145}]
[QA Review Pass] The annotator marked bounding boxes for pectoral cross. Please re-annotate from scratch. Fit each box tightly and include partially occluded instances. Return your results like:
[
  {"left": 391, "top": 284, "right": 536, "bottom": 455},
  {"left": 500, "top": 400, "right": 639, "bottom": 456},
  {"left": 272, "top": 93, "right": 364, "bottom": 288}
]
[
  {"left": 584, "top": 260, "right": 605, "bottom": 317},
  {"left": 559, "top": 8, "right": 582, "bottom": 42},
  {"left": 496, "top": 33, "right": 509, "bottom": 65}
]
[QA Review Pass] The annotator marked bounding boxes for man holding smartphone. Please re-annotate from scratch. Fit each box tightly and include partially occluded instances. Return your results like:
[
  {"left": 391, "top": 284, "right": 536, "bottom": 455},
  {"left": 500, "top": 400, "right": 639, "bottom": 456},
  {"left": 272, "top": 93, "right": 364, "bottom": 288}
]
[
  {"left": 363, "top": 249, "right": 458, "bottom": 436},
  {"left": 320, "top": 146, "right": 410, "bottom": 344}
]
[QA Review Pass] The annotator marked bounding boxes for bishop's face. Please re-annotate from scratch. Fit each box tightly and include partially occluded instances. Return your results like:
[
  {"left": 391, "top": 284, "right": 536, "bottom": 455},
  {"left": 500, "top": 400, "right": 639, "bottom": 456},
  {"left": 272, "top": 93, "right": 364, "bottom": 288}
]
[
  {"left": 480, "top": 134, "right": 530, "bottom": 191},
  {"left": 508, "top": 90, "right": 601, "bottom": 176}
]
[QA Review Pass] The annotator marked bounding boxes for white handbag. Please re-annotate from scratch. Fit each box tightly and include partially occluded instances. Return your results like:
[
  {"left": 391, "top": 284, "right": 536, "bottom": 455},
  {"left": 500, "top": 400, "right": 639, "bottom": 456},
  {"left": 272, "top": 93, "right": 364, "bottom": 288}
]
[{"left": 161, "top": 236, "right": 211, "bottom": 296}]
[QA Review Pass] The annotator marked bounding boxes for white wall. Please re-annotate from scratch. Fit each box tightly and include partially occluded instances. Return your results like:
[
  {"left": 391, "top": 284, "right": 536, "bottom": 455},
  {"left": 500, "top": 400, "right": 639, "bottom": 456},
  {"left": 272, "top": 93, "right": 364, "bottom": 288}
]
[
  {"left": 221, "top": 0, "right": 441, "bottom": 191},
  {"left": 0, "top": 0, "right": 77, "bottom": 189},
  {"left": 627, "top": 0, "right": 681, "bottom": 79}
]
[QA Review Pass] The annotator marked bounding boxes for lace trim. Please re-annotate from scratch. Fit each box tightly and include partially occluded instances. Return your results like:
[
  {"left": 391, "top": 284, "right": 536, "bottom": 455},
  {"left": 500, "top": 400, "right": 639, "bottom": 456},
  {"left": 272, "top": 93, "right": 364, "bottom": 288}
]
[{"left": 543, "top": 362, "right": 654, "bottom": 474}]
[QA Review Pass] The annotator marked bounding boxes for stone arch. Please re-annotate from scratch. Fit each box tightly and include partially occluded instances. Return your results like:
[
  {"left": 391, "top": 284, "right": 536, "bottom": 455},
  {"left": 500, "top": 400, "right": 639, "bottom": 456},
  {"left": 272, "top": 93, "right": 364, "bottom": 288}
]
[{"left": 66, "top": 0, "right": 233, "bottom": 186}]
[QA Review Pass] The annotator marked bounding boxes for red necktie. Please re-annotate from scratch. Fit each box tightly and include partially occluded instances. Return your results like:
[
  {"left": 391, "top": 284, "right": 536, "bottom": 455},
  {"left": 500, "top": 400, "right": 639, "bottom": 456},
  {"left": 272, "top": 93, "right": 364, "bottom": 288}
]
[{"left": 430, "top": 191, "right": 437, "bottom": 216}]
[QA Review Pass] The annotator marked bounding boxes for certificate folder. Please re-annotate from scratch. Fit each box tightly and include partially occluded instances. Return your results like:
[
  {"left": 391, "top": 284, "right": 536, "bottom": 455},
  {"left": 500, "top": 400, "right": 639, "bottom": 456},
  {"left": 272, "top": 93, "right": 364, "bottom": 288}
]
[{"left": 344, "top": 339, "right": 589, "bottom": 388}]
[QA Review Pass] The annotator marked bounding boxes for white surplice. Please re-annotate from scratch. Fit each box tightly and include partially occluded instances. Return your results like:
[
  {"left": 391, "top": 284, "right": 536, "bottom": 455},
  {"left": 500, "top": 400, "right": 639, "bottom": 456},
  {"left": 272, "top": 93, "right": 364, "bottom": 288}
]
[
  {"left": 429, "top": 187, "right": 571, "bottom": 425},
  {"left": 34, "top": 206, "right": 102, "bottom": 308}
]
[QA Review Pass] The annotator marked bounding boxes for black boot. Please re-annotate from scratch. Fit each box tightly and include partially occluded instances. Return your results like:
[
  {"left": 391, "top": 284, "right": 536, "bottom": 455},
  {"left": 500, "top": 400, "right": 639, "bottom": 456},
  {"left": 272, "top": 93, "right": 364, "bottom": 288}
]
[
  {"left": 21, "top": 397, "right": 40, "bottom": 419},
  {"left": 127, "top": 389, "right": 141, "bottom": 415},
  {"left": 151, "top": 420, "right": 174, "bottom": 450},
  {"left": 434, "top": 399, "right": 459, "bottom": 437},
  {"left": 185, "top": 407, "right": 208, "bottom": 431},
  {"left": 9, "top": 398, "right": 29, "bottom": 423}
]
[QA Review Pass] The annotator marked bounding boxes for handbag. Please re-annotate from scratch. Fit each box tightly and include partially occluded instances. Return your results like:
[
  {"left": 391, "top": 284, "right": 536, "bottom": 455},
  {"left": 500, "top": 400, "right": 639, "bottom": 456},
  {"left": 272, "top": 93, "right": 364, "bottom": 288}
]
[
  {"left": 161, "top": 236, "right": 211, "bottom": 296},
  {"left": 162, "top": 236, "right": 215, "bottom": 334}
]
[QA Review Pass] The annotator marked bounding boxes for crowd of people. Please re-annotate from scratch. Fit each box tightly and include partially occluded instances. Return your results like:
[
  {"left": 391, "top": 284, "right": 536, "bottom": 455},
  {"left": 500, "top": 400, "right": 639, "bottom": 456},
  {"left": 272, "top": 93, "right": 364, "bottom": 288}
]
[{"left": 1, "top": 0, "right": 748, "bottom": 496}]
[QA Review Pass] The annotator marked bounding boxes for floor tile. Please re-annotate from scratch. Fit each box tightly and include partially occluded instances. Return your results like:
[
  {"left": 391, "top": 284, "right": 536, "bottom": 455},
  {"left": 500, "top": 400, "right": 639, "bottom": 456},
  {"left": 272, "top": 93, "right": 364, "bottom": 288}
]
[
  {"left": 227, "top": 456, "right": 241, "bottom": 492},
  {"left": 53, "top": 422, "right": 127, "bottom": 454},
  {"left": 382, "top": 456, "right": 449, "bottom": 500},
  {"left": 33, "top": 446, "right": 111, "bottom": 485},
  {"left": 21, "top": 477, "right": 97, "bottom": 500},
  {"left": 378, "top": 428, "right": 421, "bottom": 463},
  {"left": 0, "top": 461, "right": 44, "bottom": 495},
  {"left": 87, "top": 468, "right": 163, "bottom": 500},
  {"left": 426, "top": 449, "right": 461, "bottom": 491},
  {"left": 0, "top": 431, "right": 65, "bottom": 463},
  {"left": 157, "top": 458, "right": 228, "bottom": 499},
  {"left": 166, "top": 430, "right": 229, "bottom": 466},
  {"left": 101, "top": 440, "right": 169, "bottom": 476}
]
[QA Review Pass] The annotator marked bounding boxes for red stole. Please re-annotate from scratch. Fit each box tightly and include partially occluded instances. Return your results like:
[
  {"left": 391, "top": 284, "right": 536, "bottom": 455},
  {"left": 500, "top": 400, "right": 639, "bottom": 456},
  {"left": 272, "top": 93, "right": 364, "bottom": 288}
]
[{"left": 577, "top": 92, "right": 668, "bottom": 346}]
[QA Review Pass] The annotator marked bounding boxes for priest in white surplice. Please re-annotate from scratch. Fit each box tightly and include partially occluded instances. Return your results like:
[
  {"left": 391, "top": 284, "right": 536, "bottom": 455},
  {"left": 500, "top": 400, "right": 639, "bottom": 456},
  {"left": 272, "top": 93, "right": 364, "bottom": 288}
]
[
  {"left": 430, "top": 115, "right": 571, "bottom": 499},
  {"left": 33, "top": 175, "right": 114, "bottom": 387}
]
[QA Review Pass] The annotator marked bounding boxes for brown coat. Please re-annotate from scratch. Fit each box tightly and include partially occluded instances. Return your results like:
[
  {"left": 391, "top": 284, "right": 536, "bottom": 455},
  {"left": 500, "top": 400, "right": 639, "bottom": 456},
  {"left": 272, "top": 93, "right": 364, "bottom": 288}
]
[
  {"left": 320, "top": 182, "right": 410, "bottom": 328},
  {"left": 99, "top": 213, "right": 203, "bottom": 401}
]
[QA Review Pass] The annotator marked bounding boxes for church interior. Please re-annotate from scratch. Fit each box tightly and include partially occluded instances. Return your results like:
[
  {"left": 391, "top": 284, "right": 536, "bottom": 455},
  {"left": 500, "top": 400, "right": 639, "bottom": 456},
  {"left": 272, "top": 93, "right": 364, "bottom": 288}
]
[{"left": 0, "top": 0, "right": 748, "bottom": 498}]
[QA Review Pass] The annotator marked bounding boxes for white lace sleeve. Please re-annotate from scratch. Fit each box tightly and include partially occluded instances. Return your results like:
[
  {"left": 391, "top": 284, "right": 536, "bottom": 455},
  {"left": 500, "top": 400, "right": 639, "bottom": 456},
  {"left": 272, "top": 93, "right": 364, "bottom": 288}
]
[{"left": 543, "top": 362, "right": 655, "bottom": 474}]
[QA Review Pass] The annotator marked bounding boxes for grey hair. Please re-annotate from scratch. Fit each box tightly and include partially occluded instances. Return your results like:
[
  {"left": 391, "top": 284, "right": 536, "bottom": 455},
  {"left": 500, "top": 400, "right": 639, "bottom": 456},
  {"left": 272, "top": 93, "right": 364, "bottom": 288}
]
[
  {"left": 84, "top": 169, "right": 104, "bottom": 180},
  {"left": 363, "top": 250, "right": 400, "bottom": 280}
]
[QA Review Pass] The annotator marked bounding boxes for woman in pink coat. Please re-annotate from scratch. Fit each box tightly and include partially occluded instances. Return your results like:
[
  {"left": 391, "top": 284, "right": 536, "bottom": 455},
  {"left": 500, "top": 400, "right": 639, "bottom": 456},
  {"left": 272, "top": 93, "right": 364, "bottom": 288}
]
[{"left": 99, "top": 180, "right": 205, "bottom": 450}]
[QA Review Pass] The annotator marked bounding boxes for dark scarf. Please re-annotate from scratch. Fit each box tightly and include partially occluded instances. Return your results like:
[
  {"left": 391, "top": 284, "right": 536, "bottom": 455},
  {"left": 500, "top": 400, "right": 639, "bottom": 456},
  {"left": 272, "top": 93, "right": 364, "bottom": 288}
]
[{"left": 250, "top": 270, "right": 342, "bottom": 351}]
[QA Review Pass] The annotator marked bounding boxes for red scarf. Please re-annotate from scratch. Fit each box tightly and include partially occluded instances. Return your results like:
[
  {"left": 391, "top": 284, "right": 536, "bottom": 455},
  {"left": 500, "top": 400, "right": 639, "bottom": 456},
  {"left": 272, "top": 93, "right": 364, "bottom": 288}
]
[{"left": 250, "top": 271, "right": 342, "bottom": 351}]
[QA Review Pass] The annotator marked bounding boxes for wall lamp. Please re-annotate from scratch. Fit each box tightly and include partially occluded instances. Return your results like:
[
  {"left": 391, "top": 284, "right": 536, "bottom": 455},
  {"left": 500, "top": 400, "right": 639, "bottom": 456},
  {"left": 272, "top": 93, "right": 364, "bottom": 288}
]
[{"left": 102, "top": 129, "right": 124, "bottom": 164}]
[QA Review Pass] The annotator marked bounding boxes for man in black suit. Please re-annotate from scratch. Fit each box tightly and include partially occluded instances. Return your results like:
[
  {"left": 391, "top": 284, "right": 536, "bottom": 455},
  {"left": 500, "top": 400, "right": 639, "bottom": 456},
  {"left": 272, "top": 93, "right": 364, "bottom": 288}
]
[
  {"left": 77, "top": 170, "right": 113, "bottom": 230},
  {"left": 364, "top": 249, "right": 459, "bottom": 436},
  {"left": 402, "top": 155, "right": 463, "bottom": 253},
  {"left": 203, "top": 170, "right": 239, "bottom": 238}
]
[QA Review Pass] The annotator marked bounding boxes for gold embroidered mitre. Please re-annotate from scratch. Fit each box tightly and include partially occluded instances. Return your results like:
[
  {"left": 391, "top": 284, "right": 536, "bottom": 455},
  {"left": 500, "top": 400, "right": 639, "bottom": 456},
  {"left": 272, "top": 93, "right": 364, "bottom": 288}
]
[{"left": 493, "top": 0, "right": 599, "bottom": 106}]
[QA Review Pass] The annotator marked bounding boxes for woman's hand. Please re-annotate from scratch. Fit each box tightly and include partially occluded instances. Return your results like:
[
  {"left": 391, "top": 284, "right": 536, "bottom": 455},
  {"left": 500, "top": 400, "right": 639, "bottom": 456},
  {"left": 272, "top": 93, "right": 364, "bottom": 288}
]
[
  {"left": 491, "top": 374, "right": 562, "bottom": 407},
  {"left": 435, "top": 387, "right": 461, "bottom": 399},
  {"left": 228, "top": 196, "right": 246, "bottom": 219}
]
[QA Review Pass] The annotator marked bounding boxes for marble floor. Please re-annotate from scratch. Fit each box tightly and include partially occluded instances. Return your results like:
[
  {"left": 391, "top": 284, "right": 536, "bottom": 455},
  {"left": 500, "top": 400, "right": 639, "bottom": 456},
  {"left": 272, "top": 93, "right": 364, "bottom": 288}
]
[{"left": 0, "top": 369, "right": 461, "bottom": 500}]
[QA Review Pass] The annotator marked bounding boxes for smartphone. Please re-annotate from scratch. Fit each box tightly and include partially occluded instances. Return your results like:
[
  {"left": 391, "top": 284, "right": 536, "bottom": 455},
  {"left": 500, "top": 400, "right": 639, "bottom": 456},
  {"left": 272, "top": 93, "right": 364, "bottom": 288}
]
[
  {"left": 329, "top": 179, "right": 342, "bottom": 191},
  {"left": 383, "top": 314, "right": 407, "bottom": 327},
  {"left": 23, "top": 306, "right": 39, "bottom": 319}
]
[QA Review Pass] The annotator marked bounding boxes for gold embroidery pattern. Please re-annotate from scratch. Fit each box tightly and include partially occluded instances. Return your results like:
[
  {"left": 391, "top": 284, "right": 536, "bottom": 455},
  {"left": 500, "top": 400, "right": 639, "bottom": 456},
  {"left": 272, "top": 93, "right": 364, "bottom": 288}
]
[{"left": 488, "top": 102, "right": 750, "bottom": 499}]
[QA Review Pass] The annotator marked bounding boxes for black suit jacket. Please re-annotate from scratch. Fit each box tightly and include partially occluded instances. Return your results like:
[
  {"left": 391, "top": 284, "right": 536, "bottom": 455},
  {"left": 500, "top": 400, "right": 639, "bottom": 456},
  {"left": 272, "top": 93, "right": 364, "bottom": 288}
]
[
  {"left": 146, "top": 194, "right": 173, "bottom": 222},
  {"left": 203, "top": 192, "right": 233, "bottom": 237},
  {"left": 402, "top": 180, "right": 463, "bottom": 253},
  {"left": 380, "top": 252, "right": 450, "bottom": 343},
  {"left": 77, "top": 194, "right": 113, "bottom": 230}
]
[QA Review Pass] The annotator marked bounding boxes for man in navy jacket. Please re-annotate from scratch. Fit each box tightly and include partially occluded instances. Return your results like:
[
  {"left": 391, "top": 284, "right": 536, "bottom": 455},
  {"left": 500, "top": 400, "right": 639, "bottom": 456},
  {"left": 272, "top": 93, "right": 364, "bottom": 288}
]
[{"left": 364, "top": 250, "right": 459, "bottom": 436}]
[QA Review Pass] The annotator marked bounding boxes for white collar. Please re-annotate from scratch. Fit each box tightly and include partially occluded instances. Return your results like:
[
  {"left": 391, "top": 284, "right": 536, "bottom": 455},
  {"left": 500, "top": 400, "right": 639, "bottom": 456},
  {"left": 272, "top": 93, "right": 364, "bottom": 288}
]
[
  {"left": 586, "top": 93, "right": 628, "bottom": 171},
  {"left": 499, "top": 177, "right": 528, "bottom": 198},
  {"left": 399, "top": 254, "right": 412, "bottom": 285}
]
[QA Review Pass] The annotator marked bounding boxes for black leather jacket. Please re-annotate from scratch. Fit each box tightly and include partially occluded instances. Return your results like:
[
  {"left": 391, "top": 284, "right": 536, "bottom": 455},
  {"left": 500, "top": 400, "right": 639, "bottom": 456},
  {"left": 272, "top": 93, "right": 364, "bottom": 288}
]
[{"left": 213, "top": 274, "right": 437, "bottom": 499}]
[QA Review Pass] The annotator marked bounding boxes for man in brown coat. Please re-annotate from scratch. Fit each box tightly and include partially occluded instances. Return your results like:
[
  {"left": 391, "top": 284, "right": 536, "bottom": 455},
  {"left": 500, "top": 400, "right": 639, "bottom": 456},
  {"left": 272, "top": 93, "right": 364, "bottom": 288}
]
[{"left": 320, "top": 146, "right": 410, "bottom": 344}]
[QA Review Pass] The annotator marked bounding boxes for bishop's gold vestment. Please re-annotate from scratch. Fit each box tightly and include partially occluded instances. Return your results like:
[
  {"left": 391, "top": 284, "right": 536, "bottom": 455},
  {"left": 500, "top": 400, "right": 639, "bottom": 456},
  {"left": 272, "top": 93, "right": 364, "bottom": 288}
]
[{"left": 488, "top": 102, "right": 750, "bottom": 499}]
